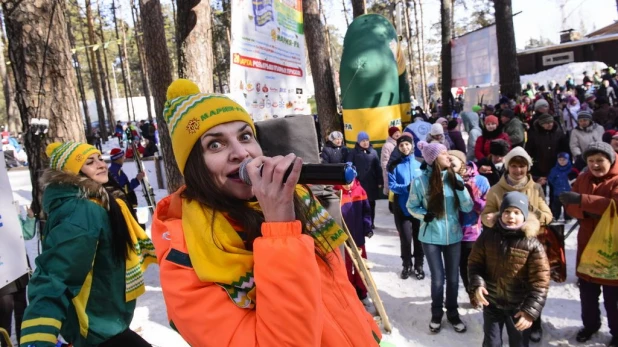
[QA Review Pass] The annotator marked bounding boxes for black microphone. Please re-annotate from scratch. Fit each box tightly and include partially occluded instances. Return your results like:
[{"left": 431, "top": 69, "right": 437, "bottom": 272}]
[{"left": 238, "top": 158, "right": 357, "bottom": 186}]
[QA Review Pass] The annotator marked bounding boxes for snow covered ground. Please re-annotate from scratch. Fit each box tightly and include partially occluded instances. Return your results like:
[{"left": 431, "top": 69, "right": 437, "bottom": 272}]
[
  {"left": 6, "top": 151, "right": 614, "bottom": 347},
  {"left": 520, "top": 61, "right": 608, "bottom": 87}
]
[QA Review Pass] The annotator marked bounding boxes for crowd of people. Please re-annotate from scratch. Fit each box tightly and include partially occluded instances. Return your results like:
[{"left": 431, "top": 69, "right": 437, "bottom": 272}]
[{"left": 2, "top": 72, "right": 618, "bottom": 347}]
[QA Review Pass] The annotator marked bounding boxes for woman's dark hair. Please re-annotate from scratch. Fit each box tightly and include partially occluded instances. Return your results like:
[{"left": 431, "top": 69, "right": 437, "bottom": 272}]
[
  {"left": 447, "top": 119, "right": 459, "bottom": 131},
  {"left": 182, "top": 140, "right": 333, "bottom": 262},
  {"left": 426, "top": 160, "right": 460, "bottom": 218}
]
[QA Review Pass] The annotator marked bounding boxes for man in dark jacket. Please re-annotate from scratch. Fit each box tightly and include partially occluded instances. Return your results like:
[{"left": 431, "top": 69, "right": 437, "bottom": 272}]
[
  {"left": 500, "top": 109, "right": 525, "bottom": 148},
  {"left": 592, "top": 97, "right": 618, "bottom": 129},
  {"left": 468, "top": 192, "right": 550, "bottom": 347},
  {"left": 347, "top": 131, "right": 383, "bottom": 228},
  {"left": 477, "top": 139, "right": 509, "bottom": 186},
  {"left": 525, "top": 113, "right": 569, "bottom": 180}
]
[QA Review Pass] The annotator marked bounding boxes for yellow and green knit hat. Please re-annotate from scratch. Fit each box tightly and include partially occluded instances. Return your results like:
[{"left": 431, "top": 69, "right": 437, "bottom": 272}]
[
  {"left": 163, "top": 79, "right": 255, "bottom": 173},
  {"left": 46, "top": 141, "right": 101, "bottom": 175}
]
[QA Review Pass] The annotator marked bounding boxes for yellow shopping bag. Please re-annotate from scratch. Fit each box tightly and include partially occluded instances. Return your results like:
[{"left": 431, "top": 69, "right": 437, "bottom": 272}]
[{"left": 577, "top": 200, "right": 618, "bottom": 280}]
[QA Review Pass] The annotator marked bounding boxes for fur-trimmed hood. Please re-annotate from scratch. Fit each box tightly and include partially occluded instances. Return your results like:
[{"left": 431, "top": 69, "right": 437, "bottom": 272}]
[
  {"left": 40, "top": 169, "right": 110, "bottom": 212},
  {"left": 485, "top": 213, "right": 541, "bottom": 238}
]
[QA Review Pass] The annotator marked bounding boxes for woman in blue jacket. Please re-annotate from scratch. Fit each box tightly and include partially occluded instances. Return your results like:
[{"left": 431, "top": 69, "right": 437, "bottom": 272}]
[
  {"left": 388, "top": 134, "right": 424, "bottom": 280},
  {"left": 407, "top": 141, "right": 473, "bottom": 334}
]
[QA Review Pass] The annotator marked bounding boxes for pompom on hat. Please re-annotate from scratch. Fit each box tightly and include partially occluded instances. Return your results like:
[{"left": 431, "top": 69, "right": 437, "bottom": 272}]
[
  {"left": 46, "top": 141, "right": 101, "bottom": 175},
  {"left": 110, "top": 148, "right": 125, "bottom": 161},
  {"left": 418, "top": 140, "right": 447, "bottom": 165},
  {"left": 163, "top": 79, "right": 255, "bottom": 173}
]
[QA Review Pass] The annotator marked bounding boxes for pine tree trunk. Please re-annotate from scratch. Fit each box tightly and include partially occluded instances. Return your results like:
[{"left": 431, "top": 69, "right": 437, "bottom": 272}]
[
  {"left": 111, "top": 0, "right": 134, "bottom": 123},
  {"left": 319, "top": 0, "right": 340, "bottom": 108},
  {"left": 2, "top": 0, "right": 85, "bottom": 214},
  {"left": 96, "top": 0, "right": 115, "bottom": 136},
  {"left": 0, "top": 14, "right": 20, "bottom": 133},
  {"left": 139, "top": 0, "right": 183, "bottom": 193},
  {"left": 303, "top": 0, "right": 340, "bottom": 138},
  {"left": 412, "top": 0, "right": 427, "bottom": 110},
  {"left": 494, "top": 0, "right": 521, "bottom": 98},
  {"left": 121, "top": 21, "right": 137, "bottom": 121},
  {"left": 176, "top": 0, "right": 213, "bottom": 93},
  {"left": 67, "top": 8, "right": 92, "bottom": 138},
  {"left": 403, "top": 2, "right": 417, "bottom": 101},
  {"left": 131, "top": 0, "right": 154, "bottom": 122},
  {"left": 350, "top": 0, "right": 365, "bottom": 19},
  {"left": 440, "top": 0, "right": 452, "bottom": 117},
  {"left": 85, "top": 0, "right": 108, "bottom": 139},
  {"left": 418, "top": 0, "right": 429, "bottom": 109},
  {"left": 341, "top": 0, "right": 350, "bottom": 26}
]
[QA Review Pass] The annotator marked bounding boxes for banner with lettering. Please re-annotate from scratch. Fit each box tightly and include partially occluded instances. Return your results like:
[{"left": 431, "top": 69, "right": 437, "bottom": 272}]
[
  {"left": 229, "top": 0, "right": 310, "bottom": 121},
  {"left": 0, "top": 151, "right": 29, "bottom": 290}
]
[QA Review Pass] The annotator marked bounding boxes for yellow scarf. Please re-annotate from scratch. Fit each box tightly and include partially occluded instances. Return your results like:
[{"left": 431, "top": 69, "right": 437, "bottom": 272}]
[
  {"left": 116, "top": 198, "right": 157, "bottom": 301},
  {"left": 183, "top": 186, "right": 347, "bottom": 309}
]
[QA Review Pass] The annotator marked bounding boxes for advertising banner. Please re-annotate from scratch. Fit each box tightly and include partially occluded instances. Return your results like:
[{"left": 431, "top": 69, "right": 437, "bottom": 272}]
[
  {"left": 230, "top": 0, "right": 310, "bottom": 121},
  {"left": 0, "top": 152, "right": 29, "bottom": 290},
  {"left": 451, "top": 25, "right": 499, "bottom": 87}
]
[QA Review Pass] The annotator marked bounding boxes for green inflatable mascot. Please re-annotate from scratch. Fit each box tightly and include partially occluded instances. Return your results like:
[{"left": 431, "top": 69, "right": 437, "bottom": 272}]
[{"left": 339, "top": 14, "right": 411, "bottom": 148}]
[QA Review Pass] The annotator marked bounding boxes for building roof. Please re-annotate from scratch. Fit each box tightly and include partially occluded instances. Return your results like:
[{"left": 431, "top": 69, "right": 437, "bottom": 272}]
[
  {"left": 518, "top": 32, "right": 618, "bottom": 56},
  {"left": 586, "top": 21, "right": 618, "bottom": 38}
]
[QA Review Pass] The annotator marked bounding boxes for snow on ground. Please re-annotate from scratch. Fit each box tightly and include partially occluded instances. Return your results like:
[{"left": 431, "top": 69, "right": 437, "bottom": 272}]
[
  {"left": 7, "top": 163, "right": 614, "bottom": 346},
  {"left": 520, "top": 61, "right": 608, "bottom": 87}
]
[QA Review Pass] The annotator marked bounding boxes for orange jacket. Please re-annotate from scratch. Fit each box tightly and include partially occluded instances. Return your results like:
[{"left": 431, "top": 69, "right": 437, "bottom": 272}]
[{"left": 151, "top": 190, "right": 382, "bottom": 347}]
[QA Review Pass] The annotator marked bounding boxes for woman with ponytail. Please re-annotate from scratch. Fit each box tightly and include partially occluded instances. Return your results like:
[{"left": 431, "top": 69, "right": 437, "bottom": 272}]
[
  {"left": 407, "top": 141, "right": 474, "bottom": 334},
  {"left": 19, "top": 142, "right": 156, "bottom": 347}
]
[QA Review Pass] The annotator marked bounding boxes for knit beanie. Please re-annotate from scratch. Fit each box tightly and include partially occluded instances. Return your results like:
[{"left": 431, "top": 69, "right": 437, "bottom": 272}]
[
  {"left": 537, "top": 113, "right": 554, "bottom": 125},
  {"left": 485, "top": 115, "right": 499, "bottom": 125},
  {"left": 357, "top": 131, "right": 369, "bottom": 142},
  {"left": 436, "top": 117, "right": 448, "bottom": 125},
  {"left": 472, "top": 105, "right": 482, "bottom": 113},
  {"left": 396, "top": 133, "right": 413, "bottom": 146},
  {"left": 501, "top": 109, "right": 515, "bottom": 120},
  {"left": 577, "top": 109, "right": 593, "bottom": 120},
  {"left": 500, "top": 191, "right": 530, "bottom": 221},
  {"left": 448, "top": 150, "right": 466, "bottom": 166},
  {"left": 163, "top": 79, "right": 255, "bottom": 173},
  {"left": 328, "top": 131, "right": 343, "bottom": 142},
  {"left": 557, "top": 152, "right": 570, "bottom": 161},
  {"left": 388, "top": 126, "right": 401, "bottom": 137},
  {"left": 46, "top": 141, "right": 101, "bottom": 175},
  {"left": 489, "top": 139, "right": 510, "bottom": 157},
  {"left": 110, "top": 148, "right": 125, "bottom": 161},
  {"left": 503, "top": 146, "right": 533, "bottom": 169},
  {"left": 584, "top": 142, "right": 616, "bottom": 165},
  {"left": 534, "top": 99, "right": 549, "bottom": 111},
  {"left": 418, "top": 140, "right": 447, "bottom": 165},
  {"left": 430, "top": 123, "right": 444, "bottom": 136}
]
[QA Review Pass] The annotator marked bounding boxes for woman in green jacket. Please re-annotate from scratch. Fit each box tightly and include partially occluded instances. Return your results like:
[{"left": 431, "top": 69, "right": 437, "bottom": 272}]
[{"left": 19, "top": 142, "right": 155, "bottom": 347}]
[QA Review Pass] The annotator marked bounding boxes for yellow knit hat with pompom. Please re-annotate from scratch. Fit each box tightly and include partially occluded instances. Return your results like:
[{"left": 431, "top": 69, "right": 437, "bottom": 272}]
[
  {"left": 46, "top": 141, "right": 101, "bottom": 175},
  {"left": 163, "top": 79, "right": 255, "bottom": 173}
]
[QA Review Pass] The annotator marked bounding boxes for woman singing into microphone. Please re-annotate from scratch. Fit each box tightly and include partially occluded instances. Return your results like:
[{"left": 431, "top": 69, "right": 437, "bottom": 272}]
[{"left": 151, "top": 79, "right": 382, "bottom": 347}]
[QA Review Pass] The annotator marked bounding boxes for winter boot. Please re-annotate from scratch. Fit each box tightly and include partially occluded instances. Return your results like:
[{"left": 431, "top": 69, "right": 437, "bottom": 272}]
[
  {"left": 576, "top": 327, "right": 598, "bottom": 343},
  {"left": 447, "top": 314, "right": 467, "bottom": 333},
  {"left": 414, "top": 265, "right": 425, "bottom": 280},
  {"left": 429, "top": 315, "right": 442, "bottom": 333},
  {"left": 400, "top": 265, "right": 411, "bottom": 280}
]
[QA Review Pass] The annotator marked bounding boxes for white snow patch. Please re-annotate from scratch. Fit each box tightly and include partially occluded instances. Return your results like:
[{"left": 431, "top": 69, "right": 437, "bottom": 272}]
[{"left": 520, "top": 61, "right": 608, "bottom": 87}]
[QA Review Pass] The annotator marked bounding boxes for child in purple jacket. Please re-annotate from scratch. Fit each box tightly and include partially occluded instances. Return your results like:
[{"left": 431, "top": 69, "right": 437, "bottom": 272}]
[
  {"left": 452, "top": 159, "right": 490, "bottom": 304},
  {"left": 335, "top": 178, "right": 373, "bottom": 303}
]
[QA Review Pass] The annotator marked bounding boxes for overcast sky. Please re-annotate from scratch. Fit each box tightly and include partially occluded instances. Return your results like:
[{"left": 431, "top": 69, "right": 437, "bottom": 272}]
[{"left": 323, "top": 0, "right": 618, "bottom": 50}]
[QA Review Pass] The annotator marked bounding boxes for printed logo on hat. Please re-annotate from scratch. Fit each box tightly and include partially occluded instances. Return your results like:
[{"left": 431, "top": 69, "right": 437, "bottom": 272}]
[{"left": 186, "top": 118, "right": 201, "bottom": 134}]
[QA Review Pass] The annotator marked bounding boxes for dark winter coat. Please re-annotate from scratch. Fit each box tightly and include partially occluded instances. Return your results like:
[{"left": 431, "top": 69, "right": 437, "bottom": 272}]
[
  {"left": 525, "top": 120, "right": 569, "bottom": 178},
  {"left": 502, "top": 117, "right": 526, "bottom": 148},
  {"left": 320, "top": 141, "right": 348, "bottom": 164},
  {"left": 565, "top": 160, "right": 618, "bottom": 286},
  {"left": 347, "top": 143, "right": 383, "bottom": 201},
  {"left": 335, "top": 179, "right": 372, "bottom": 247},
  {"left": 592, "top": 106, "right": 618, "bottom": 129},
  {"left": 448, "top": 130, "right": 467, "bottom": 153},
  {"left": 476, "top": 156, "right": 506, "bottom": 186},
  {"left": 547, "top": 161, "right": 577, "bottom": 197},
  {"left": 468, "top": 214, "right": 550, "bottom": 320}
]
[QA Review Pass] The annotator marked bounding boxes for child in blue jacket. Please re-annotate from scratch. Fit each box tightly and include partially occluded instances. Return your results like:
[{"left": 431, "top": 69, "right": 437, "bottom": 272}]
[{"left": 548, "top": 152, "right": 579, "bottom": 221}]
